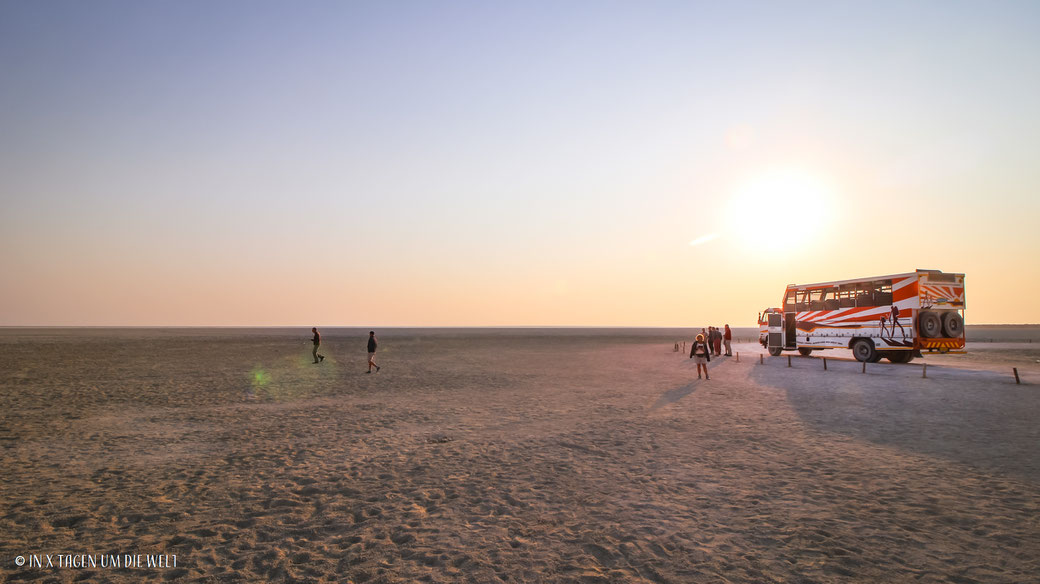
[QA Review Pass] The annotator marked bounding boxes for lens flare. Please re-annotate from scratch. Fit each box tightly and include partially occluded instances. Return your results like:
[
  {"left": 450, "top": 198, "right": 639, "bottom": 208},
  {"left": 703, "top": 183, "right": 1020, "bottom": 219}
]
[
  {"left": 689, "top": 233, "right": 719, "bottom": 247},
  {"left": 250, "top": 367, "right": 272, "bottom": 388},
  {"left": 247, "top": 349, "right": 341, "bottom": 401}
]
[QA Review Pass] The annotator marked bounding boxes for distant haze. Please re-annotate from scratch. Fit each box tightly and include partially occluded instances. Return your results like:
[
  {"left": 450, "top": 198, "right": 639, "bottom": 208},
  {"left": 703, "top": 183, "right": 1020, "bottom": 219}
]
[{"left": 2, "top": 1, "right": 1038, "bottom": 326}]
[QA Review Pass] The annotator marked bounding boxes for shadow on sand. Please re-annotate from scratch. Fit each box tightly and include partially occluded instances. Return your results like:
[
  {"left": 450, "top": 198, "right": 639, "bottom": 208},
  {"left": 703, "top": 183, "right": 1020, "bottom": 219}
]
[
  {"left": 650, "top": 358, "right": 730, "bottom": 412},
  {"left": 749, "top": 358, "right": 1040, "bottom": 483},
  {"left": 650, "top": 382, "right": 698, "bottom": 412}
]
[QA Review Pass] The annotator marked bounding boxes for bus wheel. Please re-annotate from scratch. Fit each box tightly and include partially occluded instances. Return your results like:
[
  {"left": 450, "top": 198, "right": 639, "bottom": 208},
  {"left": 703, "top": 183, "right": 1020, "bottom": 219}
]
[
  {"left": 852, "top": 339, "right": 876, "bottom": 362},
  {"left": 919, "top": 311, "right": 942, "bottom": 338},
  {"left": 887, "top": 352, "right": 914, "bottom": 364},
  {"left": 798, "top": 348, "right": 813, "bottom": 356},
  {"left": 768, "top": 347, "right": 782, "bottom": 357},
  {"left": 941, "top": 311, "right": 963, "bottom": 337}
]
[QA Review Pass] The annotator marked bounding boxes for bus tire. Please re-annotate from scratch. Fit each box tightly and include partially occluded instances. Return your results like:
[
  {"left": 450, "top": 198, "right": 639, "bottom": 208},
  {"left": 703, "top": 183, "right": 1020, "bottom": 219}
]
[
  {"left": 918, "top": 310, "right": 942, "bottom": 338},
  {"left": 941, "top": 311, "right": 963, "bottom": 338},
  {"left": 798, "top": 348, "right": 813, "bottom": 356},
  {"left": 768, "top": 347, "right": 782, "bottom": 357},
  {"left": 851, "top": 338, "right": 876, "bottom": 363}
]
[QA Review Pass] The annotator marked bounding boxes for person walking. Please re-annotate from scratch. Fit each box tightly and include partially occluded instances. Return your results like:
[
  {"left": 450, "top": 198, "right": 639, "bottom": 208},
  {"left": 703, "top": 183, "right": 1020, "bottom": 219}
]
[
  {"left": 311, "top": 327, "right": 325, "bottom": 364},
  {"left": 689, "top": 334, "right": 711, "bottom": 379},
  {"left": 367, "top": 331, "right": 381, "bottom": 373},
  {"left": 723, "top": 324, "right": 733, "bottom": 356}
]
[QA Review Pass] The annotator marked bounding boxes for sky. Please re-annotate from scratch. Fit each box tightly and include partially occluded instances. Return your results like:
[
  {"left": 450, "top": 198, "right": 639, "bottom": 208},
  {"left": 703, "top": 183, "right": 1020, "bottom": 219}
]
[{"left": 1, "top": 0, "right": 1038, "bottom": 326}]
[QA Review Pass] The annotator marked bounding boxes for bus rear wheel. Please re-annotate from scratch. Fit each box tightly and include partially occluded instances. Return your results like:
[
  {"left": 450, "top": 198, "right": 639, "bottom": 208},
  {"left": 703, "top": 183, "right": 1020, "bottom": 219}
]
[
  {"left": 852, "top": 339, "right": 877, "bottom": 363},
  {"left": 768, "top": 347, "right": 783, "bottom": 357},
  {"left": 919, "top": 311, "right": 942, "bottom": 338},
  {"left": 798, "top": 348, "right": 813, "bottom": 356},
  {"left": 941, "top": 311, "right": 963, "bottom": 337}
]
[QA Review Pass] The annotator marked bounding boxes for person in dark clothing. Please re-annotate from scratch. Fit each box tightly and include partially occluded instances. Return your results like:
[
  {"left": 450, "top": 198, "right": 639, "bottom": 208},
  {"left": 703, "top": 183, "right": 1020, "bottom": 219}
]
[
  {"left": 367, "top": 331, "right": 381, "bottom": 373},
  {"left": 311, "top": 327, "right": 325, "bottom": 364},
  {"left": 689, "top": 333, "right": 711, "bottom": 379}
]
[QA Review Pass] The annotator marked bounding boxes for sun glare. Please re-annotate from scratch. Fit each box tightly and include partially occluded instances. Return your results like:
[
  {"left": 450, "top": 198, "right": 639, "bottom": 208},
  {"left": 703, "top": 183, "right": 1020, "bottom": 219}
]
[
  {"left": 727, "top": 168, "right": 836, "bottom": 253},
  {"left": 689, "top": 233, "right": 719, "bottom": 247}
]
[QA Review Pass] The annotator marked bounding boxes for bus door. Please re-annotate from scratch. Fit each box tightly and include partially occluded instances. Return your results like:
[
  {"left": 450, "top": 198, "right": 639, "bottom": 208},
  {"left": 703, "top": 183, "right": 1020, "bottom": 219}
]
[{"left": 785, "top": 312, "right": 797, "bottom": 348}]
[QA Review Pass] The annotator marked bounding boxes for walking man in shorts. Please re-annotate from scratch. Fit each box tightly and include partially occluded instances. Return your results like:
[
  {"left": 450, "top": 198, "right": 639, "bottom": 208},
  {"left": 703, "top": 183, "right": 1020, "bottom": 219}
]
[
  {"left": 311, "top": 327, "right": 325, "bottom": 364},
  {"left": 367, "top": 331, "right": 381, "bottom": 373}
]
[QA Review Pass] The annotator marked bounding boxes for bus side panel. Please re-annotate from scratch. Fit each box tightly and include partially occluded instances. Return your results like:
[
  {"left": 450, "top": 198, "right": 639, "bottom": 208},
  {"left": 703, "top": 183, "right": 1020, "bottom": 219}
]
[
  {"left": 876, "top": 275, "right": 918, "bottom": 349},
  {"left": 795, "top": 310, "right": 874, "bottom": 349},
  {"left": 794, "top": 306, "right": 915, "bottom": 349},
  {"left": 895, "top": 275, "right": 920, "bottom": 310}
]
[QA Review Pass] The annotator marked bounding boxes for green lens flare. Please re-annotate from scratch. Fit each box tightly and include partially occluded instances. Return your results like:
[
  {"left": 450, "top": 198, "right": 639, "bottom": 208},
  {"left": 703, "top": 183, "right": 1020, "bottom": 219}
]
[{"left": 250, "top": 367, "right": 272, "bottom": 388}]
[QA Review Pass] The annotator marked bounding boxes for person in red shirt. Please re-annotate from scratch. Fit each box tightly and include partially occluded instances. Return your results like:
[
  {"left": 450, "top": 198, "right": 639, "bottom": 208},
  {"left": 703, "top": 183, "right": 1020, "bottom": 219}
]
[{"left": 723, "top": 324, "right": 733, "bottom": 356}]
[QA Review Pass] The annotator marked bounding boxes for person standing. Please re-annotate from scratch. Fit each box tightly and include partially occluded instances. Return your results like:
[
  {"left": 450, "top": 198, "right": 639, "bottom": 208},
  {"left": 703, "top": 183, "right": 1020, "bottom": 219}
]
[
  {"left": 723, "top": 324, "right": 733, "bottom": 356},
  {"left": 689, "top": 334, "right": 711, "bottom": 379},
  {"left": 311, "top": 327, "right": 325, "bottom": 364},
  {"left": 367, "top": 331, "right": 381, "bottom": 373},
  {"left": 713, "top": 326, "right": 723, "bottom": 356}
]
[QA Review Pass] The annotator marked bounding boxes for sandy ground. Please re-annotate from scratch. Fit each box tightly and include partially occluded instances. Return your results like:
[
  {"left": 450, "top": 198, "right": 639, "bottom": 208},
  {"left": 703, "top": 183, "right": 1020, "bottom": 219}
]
[{"left": 1, "top": 329, "right": 1038, "bottom": 583}]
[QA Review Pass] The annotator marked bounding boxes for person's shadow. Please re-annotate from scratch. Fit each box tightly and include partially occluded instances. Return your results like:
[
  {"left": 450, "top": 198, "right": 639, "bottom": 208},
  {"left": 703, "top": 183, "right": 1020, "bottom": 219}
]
[{"left": 650, "top": 381, "right": 698, "bottom": 411}]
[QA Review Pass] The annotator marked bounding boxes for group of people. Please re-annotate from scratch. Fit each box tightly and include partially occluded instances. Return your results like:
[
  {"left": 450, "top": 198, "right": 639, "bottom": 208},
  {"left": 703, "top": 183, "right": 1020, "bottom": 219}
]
[
  {"left": 688, "top": 324, "right": 733, "bottom": 380},
  {"left": 311, "top": 328, "right": 381, "bottom": 373}
]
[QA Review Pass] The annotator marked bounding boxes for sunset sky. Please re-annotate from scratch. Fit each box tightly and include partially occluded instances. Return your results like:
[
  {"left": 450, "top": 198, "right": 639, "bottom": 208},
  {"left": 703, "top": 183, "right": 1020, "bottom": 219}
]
[{"left": 2, "top": 1, "right": 1038, "bottom": 326}]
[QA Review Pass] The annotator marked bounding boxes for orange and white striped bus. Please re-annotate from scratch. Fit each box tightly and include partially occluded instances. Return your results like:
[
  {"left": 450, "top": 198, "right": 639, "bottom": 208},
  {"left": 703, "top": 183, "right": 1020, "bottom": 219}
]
[{"left": 758, "top": 269, "right": 965, "bottom": 363}]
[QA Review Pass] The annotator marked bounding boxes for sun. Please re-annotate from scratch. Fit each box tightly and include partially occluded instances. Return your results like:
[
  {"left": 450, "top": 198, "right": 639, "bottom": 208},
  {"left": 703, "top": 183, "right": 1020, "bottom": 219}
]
[{"left": 726, "top": 167, "right": 836, "bottom": 252}]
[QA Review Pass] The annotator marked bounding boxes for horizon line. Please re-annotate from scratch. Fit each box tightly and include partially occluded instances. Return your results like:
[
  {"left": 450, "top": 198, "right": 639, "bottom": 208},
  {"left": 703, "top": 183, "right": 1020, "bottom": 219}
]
[{"left": 2, "top": 323, "right": 1037, "bottom": 329}]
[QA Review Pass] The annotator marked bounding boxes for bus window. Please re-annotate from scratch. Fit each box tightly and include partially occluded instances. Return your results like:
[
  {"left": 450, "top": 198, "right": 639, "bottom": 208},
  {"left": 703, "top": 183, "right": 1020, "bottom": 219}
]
[
  {"left": 823, "top": 287, "right": 840, "bottom": 310},
  {"left": 784, "top": 289, "right": 809, "bottom": 311},
  {"left": 874, "top": 280, "right": 893, "bottom": 305},
  {"left": 809, "top": 289, "right": 823, "bottom": 310},
  {"left": 838, "top": 285, "right": 857, "bottom": 308},
  {"left": 809, "top": 288, "right": 838, "bottom": 310},
  {"left": 856, "top": 283, "right": 873, "bottom": 307},
  {"left": 795, "top": 290, "right": 809, "bottom": 311}
]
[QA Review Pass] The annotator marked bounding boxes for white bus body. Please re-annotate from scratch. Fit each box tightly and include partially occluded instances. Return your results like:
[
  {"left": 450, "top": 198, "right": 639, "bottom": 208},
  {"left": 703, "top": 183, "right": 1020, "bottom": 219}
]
[{"left": 758, "top": 269, "right": 965, "bottom": 363}]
